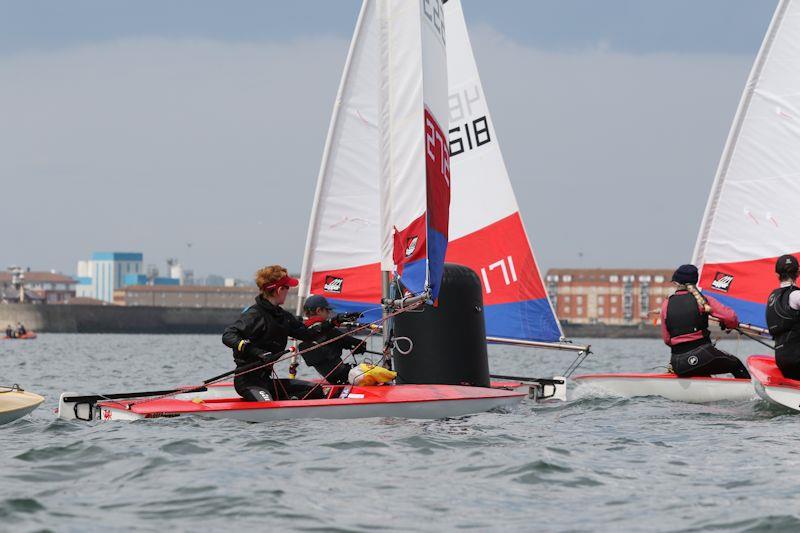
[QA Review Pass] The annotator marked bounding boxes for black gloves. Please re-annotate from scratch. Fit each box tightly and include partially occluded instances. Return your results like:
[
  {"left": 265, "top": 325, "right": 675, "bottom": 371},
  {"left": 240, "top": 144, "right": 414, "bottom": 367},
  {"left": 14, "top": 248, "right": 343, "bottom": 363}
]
[{"left": 332, "top": 312, "right": 362, "bottom": 325}]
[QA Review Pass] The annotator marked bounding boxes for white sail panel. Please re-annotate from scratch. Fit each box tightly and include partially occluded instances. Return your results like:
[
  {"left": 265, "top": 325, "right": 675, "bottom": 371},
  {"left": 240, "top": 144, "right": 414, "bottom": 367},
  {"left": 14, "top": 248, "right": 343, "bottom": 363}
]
[
  {"left": 442, "top": 0, "right": 561, "bottom": 342},
  {"left": 298, "top": 0, "right": 382, "bottom": 314},
  {"left": 694, "top": 0, "right": 800, "bottom": 328}
]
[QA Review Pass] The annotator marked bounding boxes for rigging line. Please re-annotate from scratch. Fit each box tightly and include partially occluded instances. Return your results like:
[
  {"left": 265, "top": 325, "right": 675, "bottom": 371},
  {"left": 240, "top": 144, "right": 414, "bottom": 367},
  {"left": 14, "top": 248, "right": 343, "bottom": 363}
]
[
  {"left": 562, "top": 347, "right": 592, "bottom": 378},
  {"left": 299, "top": 326, "right": 382, "bottom": 400},
  {"left": 126, "top": 301, "right": 424, "bottom": 408}
]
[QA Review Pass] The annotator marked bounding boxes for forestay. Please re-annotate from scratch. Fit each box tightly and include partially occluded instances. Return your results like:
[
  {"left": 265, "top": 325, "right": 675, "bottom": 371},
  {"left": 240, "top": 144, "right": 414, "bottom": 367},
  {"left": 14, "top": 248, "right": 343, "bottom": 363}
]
[
  {"left": 298, "top": 0, "right": 451, "bottom": 320},
  {"left": 693, "top": 0, "right": 800, "bottom": 329}
]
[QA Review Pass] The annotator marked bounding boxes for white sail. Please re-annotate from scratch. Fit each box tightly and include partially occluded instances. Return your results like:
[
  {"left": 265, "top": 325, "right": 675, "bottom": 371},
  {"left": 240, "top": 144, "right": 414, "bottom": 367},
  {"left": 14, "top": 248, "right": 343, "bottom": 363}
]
[
  {"left": 298, "top": 0, "right": 450, "bottom": 319},
  {"left": 442, "top": 0, "right": 562, "bottom": 342},
  {"left": 693, "top": 0, "right": 800, "bottom": 328}
]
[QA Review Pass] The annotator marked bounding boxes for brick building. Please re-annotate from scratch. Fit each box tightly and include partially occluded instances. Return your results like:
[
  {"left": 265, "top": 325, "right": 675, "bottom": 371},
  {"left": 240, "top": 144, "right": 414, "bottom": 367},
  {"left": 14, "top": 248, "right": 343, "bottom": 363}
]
[
  {"left": 114, "top": 285, "right": 259, "bottom": 309},
  {"left": 545, "top": 268, "right": 675, "bottom": 325}
]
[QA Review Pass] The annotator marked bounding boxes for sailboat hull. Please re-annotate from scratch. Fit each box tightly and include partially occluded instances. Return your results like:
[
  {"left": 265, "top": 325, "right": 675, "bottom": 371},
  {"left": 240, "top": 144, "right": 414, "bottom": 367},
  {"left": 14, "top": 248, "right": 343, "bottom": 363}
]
[
  {"left": 747, "top": 355, "right": 800, "bottom": 411},
  {"left": 0, "top": 389, "right": 44, "bottom": 425},
  {"left": 573, "top": 373, "right": 754, "bottom": 403},
  {"left": 77, "top": 385, "right": 525, "bottom": 422}
]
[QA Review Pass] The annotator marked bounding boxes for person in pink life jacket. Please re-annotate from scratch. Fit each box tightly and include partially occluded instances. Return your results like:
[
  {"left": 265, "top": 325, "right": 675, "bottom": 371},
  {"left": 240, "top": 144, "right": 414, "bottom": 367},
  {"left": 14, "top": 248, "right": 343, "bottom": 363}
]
[{"left": 660, "top": 264, "right": 750, "bottom": 378}]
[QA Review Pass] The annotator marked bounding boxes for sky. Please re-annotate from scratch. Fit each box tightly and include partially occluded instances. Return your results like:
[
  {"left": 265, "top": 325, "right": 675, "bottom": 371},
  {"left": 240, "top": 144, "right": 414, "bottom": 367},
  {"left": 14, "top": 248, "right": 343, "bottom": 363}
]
[{"left": 0, "top": 1, "right": 778, "bottom": 279}]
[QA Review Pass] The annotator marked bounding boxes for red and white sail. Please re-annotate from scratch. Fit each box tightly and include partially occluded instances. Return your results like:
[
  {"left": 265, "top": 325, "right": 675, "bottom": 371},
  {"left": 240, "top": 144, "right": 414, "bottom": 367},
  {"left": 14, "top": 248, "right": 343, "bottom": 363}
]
[
  {"left": 442, "top": 0, "right": 562, "bottom": 342},
  {"left": 693, "top": 0, "right": 800, "bottom": 329},
  {"left": 299, "top": 0, "right": 450, "bottom": 320},
  {"left": 299, "top": 0, "right": 562, "bottom": 344}
]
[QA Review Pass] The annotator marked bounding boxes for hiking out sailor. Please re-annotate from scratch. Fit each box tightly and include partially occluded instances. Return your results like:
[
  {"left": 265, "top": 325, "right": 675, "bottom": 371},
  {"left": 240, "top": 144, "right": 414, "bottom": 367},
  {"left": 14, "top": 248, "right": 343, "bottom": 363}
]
[
  {"left": 298, "top": 295, "right": 367, "bottom": 384},
  {"left": 766, "top": 254, "right": 800, "bottom": 379},
  {"left": 222, "top": 265, "right": 327, "bottom": 402},
  {"left": 16, "top": 322, "right": 26, "bottom": 337},
  {"left": 661, "top": 264, "right": 750, "bottom": 378}
]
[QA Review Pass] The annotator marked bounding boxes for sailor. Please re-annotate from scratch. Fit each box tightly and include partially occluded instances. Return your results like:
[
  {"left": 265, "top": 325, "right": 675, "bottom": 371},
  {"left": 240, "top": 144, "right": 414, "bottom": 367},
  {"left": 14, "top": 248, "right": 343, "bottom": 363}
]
[
  {"left": 5, "top": 325, "right": 13, "bottom": 338},
  {"left": 222, "top": 265, "right": 327, "bottom": 402},
  {"left": 766, "top": 254, "right": 800, "bottom": 379},
  {"left": 661, "top": 264, "right": 750, "bottom": 378},
  {"left": 16, "top": 322, "right": 26, "bottom": 337},
  {"left": 298, "top": 295, "right": 366, "bottom": 384}
]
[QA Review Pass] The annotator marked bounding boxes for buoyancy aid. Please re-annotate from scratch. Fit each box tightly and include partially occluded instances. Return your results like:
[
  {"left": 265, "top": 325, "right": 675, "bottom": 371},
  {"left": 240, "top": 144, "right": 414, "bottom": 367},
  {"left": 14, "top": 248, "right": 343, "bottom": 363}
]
[
  {"left": 665, "top": 291, "right": 709, "bottom": 340},
  {"left": 766, "top": 285, "right": 800, "bottom": 355}
]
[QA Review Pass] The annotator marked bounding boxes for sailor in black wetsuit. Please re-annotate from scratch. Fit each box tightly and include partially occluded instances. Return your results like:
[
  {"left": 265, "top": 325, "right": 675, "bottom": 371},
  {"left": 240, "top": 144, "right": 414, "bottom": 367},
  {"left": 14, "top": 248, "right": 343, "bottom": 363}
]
[
  {"left": 16, "top": 322, "right": 26, "bottom": 337},
  {"left": 766, "top": 254, "right": 800, "bottom": 379},
  {"left": 299, "top": 295, "right": 366, "bottom": 384},
  {"left": 222, "top": 265, "right": 327, "bottom": 402},
  {"left": 661, "top": 264, "right": 750, "bottom": 378}
]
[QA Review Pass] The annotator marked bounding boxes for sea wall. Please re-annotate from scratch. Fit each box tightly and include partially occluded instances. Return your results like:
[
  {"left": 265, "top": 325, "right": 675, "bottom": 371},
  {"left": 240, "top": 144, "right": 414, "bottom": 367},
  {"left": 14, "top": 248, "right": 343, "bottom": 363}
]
[
  {"left": 0, "top": 303, "right": 243, "bottom": 334},
  {"left": 561, "top": 323, "right": 661, "bottom": 339}
]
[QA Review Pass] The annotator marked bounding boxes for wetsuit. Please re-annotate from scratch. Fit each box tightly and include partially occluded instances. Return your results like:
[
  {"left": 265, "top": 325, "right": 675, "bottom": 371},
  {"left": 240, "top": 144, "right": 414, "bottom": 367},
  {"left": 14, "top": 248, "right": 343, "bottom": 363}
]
[
  {"left": 5, "top": 327, "right": 13, "bottom": 338},
  {"left": 766, "top": 283, "right": 800, "bottom": 379},
  {"left": 16, "top": 325, "right": 26, "bottom": 336},
  {"left": 298, "top": 316, "right": 365, "bottom": 384},
  {"left": 661, "top": 290, "right": 750, "bottom": 379},
  {"left": 222, "top": 295, "right": 326, "bottom": 401}
]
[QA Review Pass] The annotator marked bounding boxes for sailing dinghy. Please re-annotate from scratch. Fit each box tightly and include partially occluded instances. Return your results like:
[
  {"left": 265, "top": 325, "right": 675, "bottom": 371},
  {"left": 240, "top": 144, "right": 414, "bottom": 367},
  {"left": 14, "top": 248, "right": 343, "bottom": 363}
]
[
  {"left": 576, "top": 0, "right": 800, "bottom": 402},
  {"left": 0, "top": 385, "right": 44, "bottom": 425},
  {"left": 747, "top": 355, "right": 800, "bottom": 411},
  {"left": 294, "top": 0, "right": 587, "bottom": 400},
  {"left": 58, "top": 0, "right": 528, "bottom": 422}
]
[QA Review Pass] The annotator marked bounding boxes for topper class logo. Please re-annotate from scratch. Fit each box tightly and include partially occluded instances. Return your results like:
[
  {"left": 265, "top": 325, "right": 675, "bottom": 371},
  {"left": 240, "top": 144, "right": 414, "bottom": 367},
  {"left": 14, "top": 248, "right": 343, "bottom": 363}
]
[
  {"left": 711, "top": 272, "right": 734, "bottom": 292},
  {"left": 405, "top": 236, "right": 418, "bottom": 257},
  {"left": 323, "top": 276, "right": 343, "bottom": 293}
]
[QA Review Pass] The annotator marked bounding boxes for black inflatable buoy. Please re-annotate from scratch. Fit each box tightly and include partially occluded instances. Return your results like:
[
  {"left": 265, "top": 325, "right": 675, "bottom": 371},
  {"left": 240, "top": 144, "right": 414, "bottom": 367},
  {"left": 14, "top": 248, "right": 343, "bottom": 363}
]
[{"left": 394, "top": 263, "right": 490, "bottom": 387}]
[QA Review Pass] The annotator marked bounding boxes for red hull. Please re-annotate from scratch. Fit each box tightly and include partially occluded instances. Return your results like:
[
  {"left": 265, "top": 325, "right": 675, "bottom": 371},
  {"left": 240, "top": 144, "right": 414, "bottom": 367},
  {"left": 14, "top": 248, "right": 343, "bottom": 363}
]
[{"left": 2, "top": 332, "right": 37, "bottom": 340}]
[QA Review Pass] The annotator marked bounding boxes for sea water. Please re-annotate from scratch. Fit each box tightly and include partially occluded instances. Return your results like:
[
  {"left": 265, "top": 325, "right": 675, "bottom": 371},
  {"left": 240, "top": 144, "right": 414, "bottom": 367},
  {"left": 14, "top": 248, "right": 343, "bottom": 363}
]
[{"left": 1, "top": 334, "right": 798, "bottom": 532}]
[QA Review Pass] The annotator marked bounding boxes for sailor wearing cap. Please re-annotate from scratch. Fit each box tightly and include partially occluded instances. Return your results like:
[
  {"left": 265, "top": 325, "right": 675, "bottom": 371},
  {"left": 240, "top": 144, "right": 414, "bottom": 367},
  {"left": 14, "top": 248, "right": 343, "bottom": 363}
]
[
  {"left": 222, "top": 265, "right": 328, "bottom": 402},
  {"left": 766, "top": 255, "right": 800, "bottom": 379},
  {"left": 660, "top": 264, "right": 750, "bottom": 378},
  {"left": 299, "top": 295, "right": 366, "bottom": 384}
]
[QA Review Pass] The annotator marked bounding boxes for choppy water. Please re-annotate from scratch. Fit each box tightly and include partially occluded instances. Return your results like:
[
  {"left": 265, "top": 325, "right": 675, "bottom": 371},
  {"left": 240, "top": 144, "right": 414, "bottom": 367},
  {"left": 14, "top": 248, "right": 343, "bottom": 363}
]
[{"left": 1, "top": 333, "right": 798, "bottom": 532}]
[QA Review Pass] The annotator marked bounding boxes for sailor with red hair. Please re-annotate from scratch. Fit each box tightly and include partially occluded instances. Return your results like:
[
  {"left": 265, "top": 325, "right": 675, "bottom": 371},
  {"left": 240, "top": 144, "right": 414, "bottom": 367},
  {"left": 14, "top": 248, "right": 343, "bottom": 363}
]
[{"left": 222, "top": 265, "right": 329, "bottom": 402}]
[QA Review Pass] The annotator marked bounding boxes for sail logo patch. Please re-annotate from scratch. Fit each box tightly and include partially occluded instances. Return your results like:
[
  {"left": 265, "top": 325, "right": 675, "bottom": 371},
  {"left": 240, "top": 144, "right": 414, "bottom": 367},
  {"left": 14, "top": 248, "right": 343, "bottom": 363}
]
[
  {"left": 324, "top": 276, "right": 343, "bottom": 294},
  {"left": 405, "top": 236, "right": 418, "bottom": 257},
  {"left": 711, "top": 272, "right": 734, "bottom": 292}
]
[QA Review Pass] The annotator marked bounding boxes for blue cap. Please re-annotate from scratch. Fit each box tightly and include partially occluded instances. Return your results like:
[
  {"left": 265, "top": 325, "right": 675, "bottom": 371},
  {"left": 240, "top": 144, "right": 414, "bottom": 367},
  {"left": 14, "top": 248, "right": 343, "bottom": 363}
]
[{"left": 304, "top": 294, "right": 332, "bottom": 310}]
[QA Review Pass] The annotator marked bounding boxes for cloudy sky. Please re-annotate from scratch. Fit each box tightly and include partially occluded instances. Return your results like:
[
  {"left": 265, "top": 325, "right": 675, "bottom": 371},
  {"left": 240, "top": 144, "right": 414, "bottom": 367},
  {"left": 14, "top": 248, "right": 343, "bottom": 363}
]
[{"left": 0, "top": 1, "right": 777, "bottom": 279}]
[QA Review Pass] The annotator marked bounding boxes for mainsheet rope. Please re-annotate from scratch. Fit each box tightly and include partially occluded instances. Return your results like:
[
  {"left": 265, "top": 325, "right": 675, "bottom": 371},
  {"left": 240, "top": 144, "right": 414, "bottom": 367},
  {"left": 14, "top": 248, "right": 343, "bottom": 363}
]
[{"left": 109, "top": 300, "right": 424, "bottom": 409}]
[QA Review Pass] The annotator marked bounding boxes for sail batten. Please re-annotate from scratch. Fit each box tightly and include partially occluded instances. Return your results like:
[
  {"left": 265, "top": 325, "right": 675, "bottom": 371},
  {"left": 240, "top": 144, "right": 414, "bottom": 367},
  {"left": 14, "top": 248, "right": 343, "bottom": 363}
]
[{"left": 694, "top": 0, "right": 800, "bottom": 329}]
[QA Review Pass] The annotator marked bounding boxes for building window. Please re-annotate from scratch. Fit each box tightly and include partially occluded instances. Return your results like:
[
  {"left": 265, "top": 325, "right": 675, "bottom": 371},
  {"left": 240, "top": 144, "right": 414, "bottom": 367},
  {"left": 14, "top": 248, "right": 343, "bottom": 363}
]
[
  {"left": 609, "top": 275, "right": 619, "bottom": 283},
  {"left": 598, "top": 296, "right": 604, "bottom": 304},
  {"left": 564, "top": 306, "right": 570, "bottom": 313},
  {"left": 598, "top": 307, "right": 605, "bottom": 315},
  {"left": 577, "top": 307, "right": 583, "bottom": 315},
  {"left": 611, "top": 307, "right": 617, "bottom": 314},
  {"left": 563, "top": 296, "right": 571, "bottom": 303},
  {"left": 655, "top": 275, "right": 664, "bottom": 283},
  {"left": 563, "top": 275, "right": 572, "bottom": 282},
  {"left": 611, "top": 296, "right": 618, "bottom": 304},
  {"left": 576, "top": 296, "right": 583, "bottom": 304}
]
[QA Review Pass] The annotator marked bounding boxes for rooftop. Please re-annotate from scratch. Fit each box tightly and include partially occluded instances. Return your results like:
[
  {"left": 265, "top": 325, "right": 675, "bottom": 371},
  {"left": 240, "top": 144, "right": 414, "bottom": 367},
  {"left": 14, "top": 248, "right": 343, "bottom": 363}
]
[
  {"left": 120, "top": 285, "right": 256, "bottom": 293},
  {"left": 0, "top": 271, "right": 77, "bottom": 284}
]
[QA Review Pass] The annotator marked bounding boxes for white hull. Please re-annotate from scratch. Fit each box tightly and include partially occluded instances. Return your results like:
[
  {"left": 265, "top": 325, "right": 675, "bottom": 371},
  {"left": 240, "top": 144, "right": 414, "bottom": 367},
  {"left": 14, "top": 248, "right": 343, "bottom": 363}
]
[{"left": 573, "top": 374, "right": 754, "bottom": 403}]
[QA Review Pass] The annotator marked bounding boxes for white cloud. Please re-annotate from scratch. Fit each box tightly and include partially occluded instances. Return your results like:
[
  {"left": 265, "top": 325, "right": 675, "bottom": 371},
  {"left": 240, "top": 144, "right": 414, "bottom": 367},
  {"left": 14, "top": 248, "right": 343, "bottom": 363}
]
[{"left": 0, "top": 29, "right": 753, "bottom": 277}]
